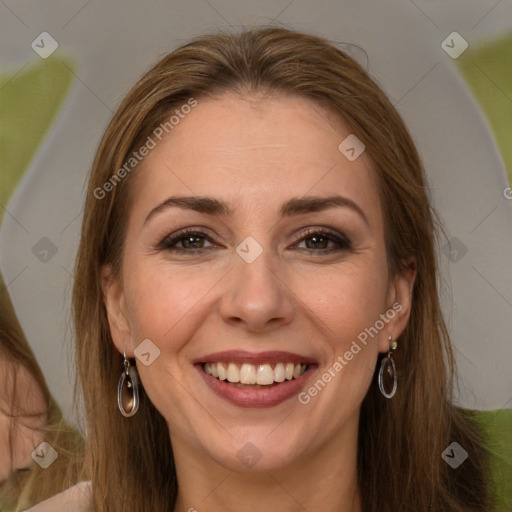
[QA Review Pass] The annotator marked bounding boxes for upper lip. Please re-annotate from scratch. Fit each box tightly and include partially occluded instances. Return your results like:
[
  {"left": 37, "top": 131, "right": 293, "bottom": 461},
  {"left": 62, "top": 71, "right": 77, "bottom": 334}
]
[{"left": 193, "top": 350, "right": 317, "bottom": 366}]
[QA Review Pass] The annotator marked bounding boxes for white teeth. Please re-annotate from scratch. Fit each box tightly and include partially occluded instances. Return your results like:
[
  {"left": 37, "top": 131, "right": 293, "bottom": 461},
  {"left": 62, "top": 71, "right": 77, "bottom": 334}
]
[
  {"left": 285, "top": 363, "right": 294, "bottom": 380},
  {"left": 240, "top": 363, "right": 257, "bottom": 384},
  {"left": 203, "top": 361, "right": 309, "bottom": 385},
  {"left": 217, "top": 362, "right": 227, "bottom": 380},
  {"left": 227, "top": 363, "right": 240, "bottom": 383},
  {"left": 256, "top": 364, "right": 274, "bottom": 385},
  {"left": 274, "top": 363, "right": 285, "bottom": 382}
]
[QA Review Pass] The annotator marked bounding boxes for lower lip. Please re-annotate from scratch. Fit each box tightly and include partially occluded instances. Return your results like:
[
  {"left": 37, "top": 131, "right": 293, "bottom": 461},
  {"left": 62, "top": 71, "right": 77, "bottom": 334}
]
[{"left": 196, "top": 365, "right": 316, "bottom": 408}]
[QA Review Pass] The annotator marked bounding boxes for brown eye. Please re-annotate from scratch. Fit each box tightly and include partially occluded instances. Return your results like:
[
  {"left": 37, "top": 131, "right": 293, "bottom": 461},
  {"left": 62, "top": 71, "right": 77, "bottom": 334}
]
[
  {"left": 180, "top": 235, "right": 205, "bottom": 249},
  {"left": 158, "top": 229, "right": 216, "bottom": 252},
  {"left": 304, "top": 234, "right": 330, "bottom": 249},
  {"left": 296, "top": 229, "right": 352, "bottom": 252}
]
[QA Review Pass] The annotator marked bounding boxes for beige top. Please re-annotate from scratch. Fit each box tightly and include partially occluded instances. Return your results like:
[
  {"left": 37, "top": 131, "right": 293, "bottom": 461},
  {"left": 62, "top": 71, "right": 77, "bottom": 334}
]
[{"left": 23, "top": 481, "right": 92, "bottom": 512}]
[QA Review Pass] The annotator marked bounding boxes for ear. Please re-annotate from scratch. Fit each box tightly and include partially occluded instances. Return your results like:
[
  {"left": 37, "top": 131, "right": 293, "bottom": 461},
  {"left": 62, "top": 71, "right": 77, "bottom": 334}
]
[
  {"left": 378, "top": 259, "right": 417, "bottom": 353},
  {"left": 101, "top": 264, "right": 134, "bottom": 357}
]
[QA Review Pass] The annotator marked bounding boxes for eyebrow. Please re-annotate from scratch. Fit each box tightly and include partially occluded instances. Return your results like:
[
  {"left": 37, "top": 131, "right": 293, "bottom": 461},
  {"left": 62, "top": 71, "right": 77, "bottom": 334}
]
[{"left": 143, "top": 194, "right": 370, "bottom": 227}]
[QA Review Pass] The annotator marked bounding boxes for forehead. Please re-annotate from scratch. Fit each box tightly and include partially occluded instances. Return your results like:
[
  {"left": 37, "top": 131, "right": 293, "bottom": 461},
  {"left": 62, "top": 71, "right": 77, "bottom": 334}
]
[{"left": 129, "top": 93, "right": 381, "bottom": 222}]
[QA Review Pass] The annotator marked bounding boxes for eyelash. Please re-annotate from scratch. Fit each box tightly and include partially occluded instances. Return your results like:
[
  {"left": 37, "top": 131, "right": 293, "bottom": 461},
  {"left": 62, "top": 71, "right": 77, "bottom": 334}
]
[{"left": 158, "top": 228, "right": 352, "bottom": 254}]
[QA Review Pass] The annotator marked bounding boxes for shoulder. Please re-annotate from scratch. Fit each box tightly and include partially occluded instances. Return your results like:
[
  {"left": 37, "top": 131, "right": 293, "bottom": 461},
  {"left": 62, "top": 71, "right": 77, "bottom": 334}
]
[{"left": 23, "top": 480, "right": 92, "bottom": 512}]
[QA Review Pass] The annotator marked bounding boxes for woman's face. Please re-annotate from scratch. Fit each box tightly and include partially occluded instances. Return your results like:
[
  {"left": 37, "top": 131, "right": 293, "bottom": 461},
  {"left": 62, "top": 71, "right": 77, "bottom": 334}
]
[
  {"left": 103, "top": 92, "right": 415, "bottom": 472},
  {"left": 0, "top": 359, "right": 46, "bottom": 483}
]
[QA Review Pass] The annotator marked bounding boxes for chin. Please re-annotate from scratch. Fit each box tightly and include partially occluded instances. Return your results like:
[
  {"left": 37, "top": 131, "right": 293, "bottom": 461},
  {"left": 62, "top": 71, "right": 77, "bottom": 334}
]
[{"left": 187, "top": 419, "right": 313, "bottom": 474}]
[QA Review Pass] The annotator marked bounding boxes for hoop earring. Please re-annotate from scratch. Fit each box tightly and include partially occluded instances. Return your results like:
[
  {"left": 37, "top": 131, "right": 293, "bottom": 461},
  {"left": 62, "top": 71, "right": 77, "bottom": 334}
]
[
  {"left": 378, "top": 335, "right": 398, "bottom": 399},
  {"left": 117, "top": 351, "right": 140, "bottom": 417}
]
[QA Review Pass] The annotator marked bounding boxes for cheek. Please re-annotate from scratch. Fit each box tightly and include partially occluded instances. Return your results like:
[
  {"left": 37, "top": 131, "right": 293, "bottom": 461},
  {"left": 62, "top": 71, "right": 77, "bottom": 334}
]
[
  {"left": 123, "top": 260, "right": 220, "bottom": 343},
  {"left": 294, "top": 257, "right": 389, "bottom": 402},
  {"left": 12, "top": 425, "right": 44, "bottom": 469},
  {"left": 297, "top": 257, "right": 389, "bottom": 344},
  {"left": 292, "top": 279, "right": 385, "bottom": 425}
]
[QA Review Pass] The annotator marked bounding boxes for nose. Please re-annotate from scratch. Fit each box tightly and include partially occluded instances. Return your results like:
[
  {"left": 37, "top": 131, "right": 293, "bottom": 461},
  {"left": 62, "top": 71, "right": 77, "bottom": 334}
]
[{"left": 218, "top": 247, "right": 295, "bottom": 333}]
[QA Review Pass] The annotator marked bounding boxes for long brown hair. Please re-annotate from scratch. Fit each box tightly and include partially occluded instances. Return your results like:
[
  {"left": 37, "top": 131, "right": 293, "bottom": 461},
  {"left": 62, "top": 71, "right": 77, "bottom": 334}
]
[
  {"left": 73, "top": 26, "right": 490, "bottom": 511},
  {"left": 0, "top": 273, "right": 86, "bottom": 511}
]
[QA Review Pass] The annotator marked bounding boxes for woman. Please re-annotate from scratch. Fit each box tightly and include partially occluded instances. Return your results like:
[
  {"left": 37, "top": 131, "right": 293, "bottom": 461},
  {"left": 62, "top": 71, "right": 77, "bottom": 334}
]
[
  {"left": 67, "top": 26, "right": 492, "bottom": 511},
  {"left": 0, "top": 279, "right": 47, "bottom": 509},
  {"left": 0, "top": 273, "right": 86, "bottom": 511}
]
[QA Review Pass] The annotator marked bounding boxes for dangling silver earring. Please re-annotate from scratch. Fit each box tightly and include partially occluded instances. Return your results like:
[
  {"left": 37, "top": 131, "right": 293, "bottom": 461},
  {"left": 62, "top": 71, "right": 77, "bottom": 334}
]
[
  {"left": 117, "top": 351, "right": 140, "bottom": 417},
  {"left": 378, "top": 335, "right": 398, "bottom": 399}
]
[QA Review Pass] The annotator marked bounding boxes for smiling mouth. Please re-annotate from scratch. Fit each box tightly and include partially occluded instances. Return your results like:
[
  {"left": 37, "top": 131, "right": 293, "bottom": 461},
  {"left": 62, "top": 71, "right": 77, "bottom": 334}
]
[{"left": 202, "top": 362, "right": 308, "bottom": 387}]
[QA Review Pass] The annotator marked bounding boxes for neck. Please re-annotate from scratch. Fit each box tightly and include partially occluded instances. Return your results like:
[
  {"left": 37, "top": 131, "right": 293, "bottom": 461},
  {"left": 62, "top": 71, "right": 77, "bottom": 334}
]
[{"left": 171, "top": 417, "right": 362, "bottom": 512}]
